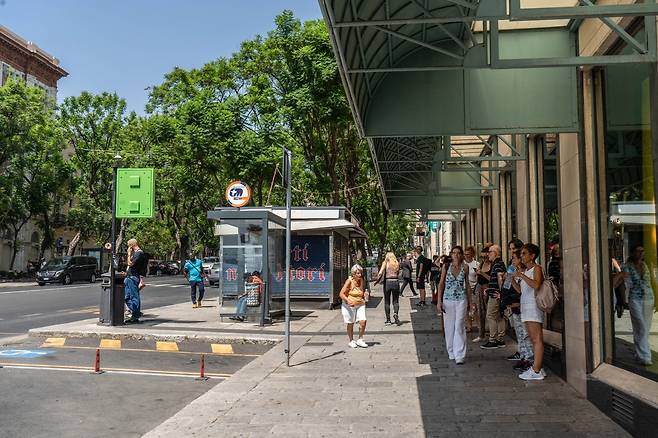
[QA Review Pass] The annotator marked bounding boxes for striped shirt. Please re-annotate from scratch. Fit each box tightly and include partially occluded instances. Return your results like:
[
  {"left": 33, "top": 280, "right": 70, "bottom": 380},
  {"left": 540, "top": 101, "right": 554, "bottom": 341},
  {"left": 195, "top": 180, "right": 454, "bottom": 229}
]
[{"left": 487, "top": 258, "right": 506, "bottom": 298}]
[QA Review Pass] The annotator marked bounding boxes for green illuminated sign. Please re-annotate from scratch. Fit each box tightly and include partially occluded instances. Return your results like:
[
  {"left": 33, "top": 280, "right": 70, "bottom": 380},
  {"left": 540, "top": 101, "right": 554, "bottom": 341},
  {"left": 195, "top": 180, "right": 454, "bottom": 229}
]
[{"left": 115, "top": 168, "right": 154, "bottom": 218}]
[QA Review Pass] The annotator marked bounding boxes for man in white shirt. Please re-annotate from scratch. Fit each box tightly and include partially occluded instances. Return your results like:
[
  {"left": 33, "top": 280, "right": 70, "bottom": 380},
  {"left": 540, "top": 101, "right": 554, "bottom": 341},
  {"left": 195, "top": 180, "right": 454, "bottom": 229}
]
[{"left": 464, "top": 246, "right": 480, "bottom": 334}]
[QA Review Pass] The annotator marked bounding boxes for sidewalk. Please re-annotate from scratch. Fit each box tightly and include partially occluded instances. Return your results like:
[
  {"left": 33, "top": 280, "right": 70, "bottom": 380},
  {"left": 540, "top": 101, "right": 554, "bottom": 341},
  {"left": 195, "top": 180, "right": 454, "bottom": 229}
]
[
  {"left": 29, "top": 300, "right": 324, "bottom": 345},
  {"left": 138, "top": 288, "right": 629, "bottom": 438}
]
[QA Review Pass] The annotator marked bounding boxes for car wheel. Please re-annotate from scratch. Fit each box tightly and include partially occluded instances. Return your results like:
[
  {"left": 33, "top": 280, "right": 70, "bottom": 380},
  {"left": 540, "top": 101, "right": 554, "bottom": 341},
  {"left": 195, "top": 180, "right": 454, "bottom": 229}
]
[
  {"left": 38, "top": 282, "right": 45, "bottom": 286},
  {"left": 172, "top": 269, "right": 179, "bottom": 276},
  {"left": 90, "top": 273, "right": 96, "bottom": 283},
  {"left": 63, "top": 274, "right": 72, "bottom": 285}
]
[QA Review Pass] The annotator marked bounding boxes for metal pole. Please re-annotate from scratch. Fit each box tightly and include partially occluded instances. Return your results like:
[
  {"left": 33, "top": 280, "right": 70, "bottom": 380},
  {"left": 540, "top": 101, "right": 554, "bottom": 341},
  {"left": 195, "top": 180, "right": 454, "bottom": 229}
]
[
  {"left": 283, "top": 148, "right": 292, "bottom": 366},
  {"left": 109, "top": 155, "right": 121, "bottom": 326}
]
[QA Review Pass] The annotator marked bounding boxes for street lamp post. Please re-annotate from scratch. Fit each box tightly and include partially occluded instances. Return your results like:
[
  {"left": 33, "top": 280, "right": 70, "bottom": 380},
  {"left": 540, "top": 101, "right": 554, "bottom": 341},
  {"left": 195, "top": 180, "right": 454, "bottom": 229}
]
[
  {"left": 109, "top": 154, "right": 121, "bottom": 325},
  {"left": 282, "top": 147, "right": 292, "bottom": 366}
]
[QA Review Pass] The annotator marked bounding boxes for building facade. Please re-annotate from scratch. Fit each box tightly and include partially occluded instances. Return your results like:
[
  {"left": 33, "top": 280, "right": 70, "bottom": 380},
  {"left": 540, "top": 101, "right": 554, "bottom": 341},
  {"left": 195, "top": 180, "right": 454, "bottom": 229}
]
[
  {"left": 321, "top": 1, "right": 658, "bottom": 435},
  {"left": 0, "top": 24, "right": 68, "bottom": 272}
]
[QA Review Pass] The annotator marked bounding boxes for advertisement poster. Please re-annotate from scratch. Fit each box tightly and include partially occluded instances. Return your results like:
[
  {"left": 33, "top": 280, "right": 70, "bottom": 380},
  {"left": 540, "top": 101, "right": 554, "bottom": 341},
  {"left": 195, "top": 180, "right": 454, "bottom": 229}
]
[{"left": 271, "top": 235, "right": 331, "bottom": 297}]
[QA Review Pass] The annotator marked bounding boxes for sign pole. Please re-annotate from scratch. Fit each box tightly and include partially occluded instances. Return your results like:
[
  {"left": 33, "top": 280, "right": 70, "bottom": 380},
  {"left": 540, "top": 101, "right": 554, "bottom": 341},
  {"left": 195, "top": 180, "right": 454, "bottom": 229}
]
[
  {"left": 283, "top": 148, "right": 292, "bottom": 366},
  {"left": 109, "top": 154, "right": 121, "bottom": 326}
]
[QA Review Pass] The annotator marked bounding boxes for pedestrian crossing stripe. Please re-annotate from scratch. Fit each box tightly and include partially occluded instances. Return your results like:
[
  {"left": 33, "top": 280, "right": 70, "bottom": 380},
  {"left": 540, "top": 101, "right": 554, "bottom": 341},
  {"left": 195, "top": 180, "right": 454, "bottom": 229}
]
[
  {"left": 41, "top": 337, "right": 65, "bottom": 347},
  {"left": 211, "top": 344, "right": 234, "bottom": 354},
  {"left": 100, "top": 339, "right": 121, "bottom": 349},
  {"left": 156, "top": 341, "right": 179, "bottom": 352}
]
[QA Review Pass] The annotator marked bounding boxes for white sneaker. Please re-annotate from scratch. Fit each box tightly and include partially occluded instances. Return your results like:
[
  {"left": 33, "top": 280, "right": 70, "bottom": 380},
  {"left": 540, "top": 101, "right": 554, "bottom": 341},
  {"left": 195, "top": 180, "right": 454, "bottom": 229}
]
[
  {"left": 348, "top": 340, "right": 358, "bottom": 348},
  {"left": 356, "top": 339, "right": 368, "bottom": 348},
  {"left": 519, "top": 367, "right": 545, "bottom": 381},
  {"left": 455, "top": 359, "right": 465, "bottom": 365}
]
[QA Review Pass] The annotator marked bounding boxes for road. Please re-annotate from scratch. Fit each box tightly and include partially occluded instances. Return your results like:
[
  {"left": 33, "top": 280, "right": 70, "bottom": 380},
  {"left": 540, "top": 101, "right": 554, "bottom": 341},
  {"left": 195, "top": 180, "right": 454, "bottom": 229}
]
[
  {"left": 0, "top": 277, "right": 269, "bottom": 438},
  {"left": 0, "top": 275, "right": 217, "bottom": 342}
]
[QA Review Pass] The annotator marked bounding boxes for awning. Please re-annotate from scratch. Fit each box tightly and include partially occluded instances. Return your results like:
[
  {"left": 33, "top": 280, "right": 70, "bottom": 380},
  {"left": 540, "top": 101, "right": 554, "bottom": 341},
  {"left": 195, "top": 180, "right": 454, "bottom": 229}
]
[{"left": 293, "top": 219, "right": 368, "bottom": 239}]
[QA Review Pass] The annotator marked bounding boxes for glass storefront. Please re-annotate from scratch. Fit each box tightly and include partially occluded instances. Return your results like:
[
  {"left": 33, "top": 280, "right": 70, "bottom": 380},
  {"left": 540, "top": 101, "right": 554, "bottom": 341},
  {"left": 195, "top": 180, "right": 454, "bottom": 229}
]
[{"left": 600, "top": 56, "right": 657, "bottom": 381}]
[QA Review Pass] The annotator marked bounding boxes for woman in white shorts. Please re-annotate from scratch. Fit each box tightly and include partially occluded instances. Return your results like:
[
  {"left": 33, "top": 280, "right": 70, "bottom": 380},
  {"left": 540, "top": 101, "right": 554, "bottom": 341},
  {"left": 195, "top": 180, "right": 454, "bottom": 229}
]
[
  {"left": 339, "top": 264, "right": 368, "bottom": 348},
  {"left": 514, "top": 243, "right": 546, "bottom": 381}
]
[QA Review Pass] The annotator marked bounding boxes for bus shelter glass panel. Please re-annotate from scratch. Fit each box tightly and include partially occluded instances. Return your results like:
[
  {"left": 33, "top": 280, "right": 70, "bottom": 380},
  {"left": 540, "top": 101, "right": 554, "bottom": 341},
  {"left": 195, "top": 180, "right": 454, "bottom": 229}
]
[
  {"left": 218, "top": 219, "right": 266, "bottom": 321},
  {"left": 268, "top": 220, "right": 285, "bottom": 314}
]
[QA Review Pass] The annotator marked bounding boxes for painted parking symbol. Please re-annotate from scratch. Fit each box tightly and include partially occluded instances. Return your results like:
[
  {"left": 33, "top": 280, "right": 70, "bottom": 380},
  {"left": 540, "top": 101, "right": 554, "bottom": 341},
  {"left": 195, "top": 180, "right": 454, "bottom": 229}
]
[{"left": 0, "top": 349, "right": 53, "bottom": 358}]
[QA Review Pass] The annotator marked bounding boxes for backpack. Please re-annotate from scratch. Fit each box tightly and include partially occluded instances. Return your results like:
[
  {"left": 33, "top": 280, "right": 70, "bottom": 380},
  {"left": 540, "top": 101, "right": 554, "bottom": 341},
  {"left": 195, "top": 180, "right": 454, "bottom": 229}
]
[{"left": 535, "top": 271, "right": 559, "bottom": 313}]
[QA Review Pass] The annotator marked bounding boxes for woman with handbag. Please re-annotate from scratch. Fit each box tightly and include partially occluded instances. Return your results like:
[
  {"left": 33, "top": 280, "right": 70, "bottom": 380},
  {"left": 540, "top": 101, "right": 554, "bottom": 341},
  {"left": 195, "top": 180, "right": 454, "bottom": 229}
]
[
  {"left": 339, "top": 264, "right": 368, "bottom": 348},
  {"left": 623, "top": 245, "right": 655, "bottom": 366},
  {"left": 377, "top": 252, "right": 401, "bottom": 326},
  {"left": 513, "top": 243, "right": 546, "bottom": 381},
  {"left": 230, "top": 271, "right": 263, "bottom": 322},
  {"left": 437, "top": 246, "right": 474, "bottom": 365}
]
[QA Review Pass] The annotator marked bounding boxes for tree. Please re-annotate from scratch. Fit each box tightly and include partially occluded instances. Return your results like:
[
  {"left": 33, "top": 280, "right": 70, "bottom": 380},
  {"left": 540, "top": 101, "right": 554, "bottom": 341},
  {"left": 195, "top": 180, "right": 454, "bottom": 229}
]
[
  {"left": 0, "top": 80, "right": 69, "bottom": 270},
  {"left": 59, "top": 92, "right": 128, "bottom": 253}
]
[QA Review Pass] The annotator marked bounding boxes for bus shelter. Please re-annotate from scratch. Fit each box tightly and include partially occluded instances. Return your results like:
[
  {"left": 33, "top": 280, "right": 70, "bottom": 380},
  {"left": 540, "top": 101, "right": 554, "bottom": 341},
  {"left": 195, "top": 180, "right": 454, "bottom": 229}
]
[{"left": 208, "top": 207, "right": 367, "bottom": 324}]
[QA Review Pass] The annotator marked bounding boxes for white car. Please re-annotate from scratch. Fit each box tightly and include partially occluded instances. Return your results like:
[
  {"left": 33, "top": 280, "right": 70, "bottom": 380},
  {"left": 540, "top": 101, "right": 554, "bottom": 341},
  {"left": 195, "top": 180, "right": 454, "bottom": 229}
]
[
  {"left": 208, "top": 263, "right": 221, "bottom": 285},
  {"left": 202, "top": 256, "right": 220, "bottom": 274}
]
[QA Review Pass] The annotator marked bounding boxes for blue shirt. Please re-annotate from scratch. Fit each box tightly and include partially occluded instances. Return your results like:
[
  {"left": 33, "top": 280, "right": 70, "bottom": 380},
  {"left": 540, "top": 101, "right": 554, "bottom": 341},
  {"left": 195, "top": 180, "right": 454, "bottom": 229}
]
[
  {"left": 622, "top": 262, "right": 654, "bottom": 301},
  {"left": 185, "top": 259, "right": 204, "bottom": 282}
]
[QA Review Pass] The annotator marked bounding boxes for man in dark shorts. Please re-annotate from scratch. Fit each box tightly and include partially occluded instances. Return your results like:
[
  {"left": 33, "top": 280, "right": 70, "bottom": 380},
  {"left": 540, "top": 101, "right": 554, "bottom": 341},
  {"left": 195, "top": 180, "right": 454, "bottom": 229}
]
[{"left": 415, "top": 246, "right": 432, "bottom": 307}]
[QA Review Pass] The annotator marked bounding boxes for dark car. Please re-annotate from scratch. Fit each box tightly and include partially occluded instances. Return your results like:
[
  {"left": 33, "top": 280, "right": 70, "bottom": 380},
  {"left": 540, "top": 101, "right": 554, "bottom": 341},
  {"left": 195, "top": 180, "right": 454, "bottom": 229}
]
[
  {"left": 148, "top": 260, "right": 180, "bottom": 276},
  {"left": 36, "top": 256, "right": 98, "bottom": 286}
]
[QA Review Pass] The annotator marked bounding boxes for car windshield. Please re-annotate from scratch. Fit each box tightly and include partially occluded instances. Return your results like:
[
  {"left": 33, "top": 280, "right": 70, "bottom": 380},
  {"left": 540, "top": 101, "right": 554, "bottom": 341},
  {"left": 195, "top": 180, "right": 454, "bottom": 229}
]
[
  {"left": 43, "top": 258, "right": 70, "bottom": 270},
  {"left": 203, "top": 257, "right": 219, "bottom": 263},
  {"left": 211, "top": 263, "right": 221, "bottom": 270}
]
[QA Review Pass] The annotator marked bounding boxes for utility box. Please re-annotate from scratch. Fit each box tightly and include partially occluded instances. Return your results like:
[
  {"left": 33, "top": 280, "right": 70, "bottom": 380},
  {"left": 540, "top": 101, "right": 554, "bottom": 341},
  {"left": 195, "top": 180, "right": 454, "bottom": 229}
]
[{"left": 100, "top": 272, "right": 126, "bottom": 326}]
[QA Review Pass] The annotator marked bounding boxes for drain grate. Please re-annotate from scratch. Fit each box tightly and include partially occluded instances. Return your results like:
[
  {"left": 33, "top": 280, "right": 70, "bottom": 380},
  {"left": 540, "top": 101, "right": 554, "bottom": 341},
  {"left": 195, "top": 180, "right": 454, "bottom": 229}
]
[
  {"left": 611, "top": 389, "right": 634, "bottom": 427},
  {"left": 305, "top": 342, "right": 334, "bottom": 347}
]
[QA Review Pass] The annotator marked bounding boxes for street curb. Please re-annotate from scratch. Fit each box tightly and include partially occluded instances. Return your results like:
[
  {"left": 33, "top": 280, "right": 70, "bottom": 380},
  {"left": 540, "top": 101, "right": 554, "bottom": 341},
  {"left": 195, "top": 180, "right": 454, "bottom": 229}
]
[
  {"left": 140, "top": 308, "right": 340, "bottom": 438},
  {"left": 28, "top": 324, "right": 281, "bottom": 346}
]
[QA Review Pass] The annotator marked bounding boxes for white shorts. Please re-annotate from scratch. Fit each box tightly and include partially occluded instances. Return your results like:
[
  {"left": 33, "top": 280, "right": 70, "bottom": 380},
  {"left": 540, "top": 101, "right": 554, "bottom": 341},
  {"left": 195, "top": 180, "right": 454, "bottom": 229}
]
[{"left": 341, "top": 303, "right": 366, "bottom": 323}]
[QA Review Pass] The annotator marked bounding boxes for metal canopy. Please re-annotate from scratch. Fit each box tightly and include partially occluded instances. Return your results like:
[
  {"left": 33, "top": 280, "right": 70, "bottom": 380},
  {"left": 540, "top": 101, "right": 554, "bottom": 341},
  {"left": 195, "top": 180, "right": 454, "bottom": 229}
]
[{"left": 320, "top": 0, "right": 658, "bottom": 212}]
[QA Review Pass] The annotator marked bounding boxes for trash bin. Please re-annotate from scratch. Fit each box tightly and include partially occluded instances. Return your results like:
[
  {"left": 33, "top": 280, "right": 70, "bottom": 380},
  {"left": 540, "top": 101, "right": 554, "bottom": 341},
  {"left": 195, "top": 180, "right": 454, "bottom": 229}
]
[{"left": 100, "top": 272, "right": 126, "bottom": 326}]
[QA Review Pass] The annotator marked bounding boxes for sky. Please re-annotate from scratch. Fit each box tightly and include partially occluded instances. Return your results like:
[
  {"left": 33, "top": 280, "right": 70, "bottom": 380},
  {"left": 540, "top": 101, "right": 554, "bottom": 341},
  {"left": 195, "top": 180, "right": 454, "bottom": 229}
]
[{"left": 1, "top": 1, "right": 323, "bottom": 114}]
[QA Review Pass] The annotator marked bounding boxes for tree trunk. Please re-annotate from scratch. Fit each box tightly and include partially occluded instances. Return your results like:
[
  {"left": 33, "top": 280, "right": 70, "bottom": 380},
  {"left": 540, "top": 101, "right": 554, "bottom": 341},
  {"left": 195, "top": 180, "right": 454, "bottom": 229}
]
[
  {"left": 9, "top": 230, "right": 20, "bottom": 271},
  {"left": 38, "top": 212, "right": 53, "bottom": 262},
  {"left": 67, "top": 231, "right": 81, "bottom": 256},
  {"left": 115, "top": 218, "right": 127, "bottom": 250}
]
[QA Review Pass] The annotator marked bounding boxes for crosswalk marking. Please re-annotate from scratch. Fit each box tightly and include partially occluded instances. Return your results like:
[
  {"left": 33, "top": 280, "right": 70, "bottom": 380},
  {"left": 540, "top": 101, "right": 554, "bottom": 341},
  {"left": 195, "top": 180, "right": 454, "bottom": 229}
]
[
  {"left": 156, "top": 341, "right": 179, "bottom": 352},
  {"left": 100, "top": 339, "right": 121, "bottom": 349},
  {"left": 41, "top": 337, "right": 66, "bottom": 347},
  {"left": 211, "top": 344, "right": 234, "bottom": 354}
]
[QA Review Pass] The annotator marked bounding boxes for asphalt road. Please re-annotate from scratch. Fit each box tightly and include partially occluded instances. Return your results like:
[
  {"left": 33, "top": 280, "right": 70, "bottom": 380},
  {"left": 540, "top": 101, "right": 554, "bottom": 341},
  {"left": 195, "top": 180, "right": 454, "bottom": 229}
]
[
  {"left": 0, "top": 276, "right": 218, "bottom": 342},
  {"left": 0, "top": 337, "right": 272, "bottom": 438}
]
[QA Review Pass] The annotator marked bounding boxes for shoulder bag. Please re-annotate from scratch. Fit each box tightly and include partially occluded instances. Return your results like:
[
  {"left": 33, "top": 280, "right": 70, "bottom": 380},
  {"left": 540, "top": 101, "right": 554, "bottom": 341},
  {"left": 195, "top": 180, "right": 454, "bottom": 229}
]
[{"left": 535, "top": 267, "right": 559, "bottom": 313}]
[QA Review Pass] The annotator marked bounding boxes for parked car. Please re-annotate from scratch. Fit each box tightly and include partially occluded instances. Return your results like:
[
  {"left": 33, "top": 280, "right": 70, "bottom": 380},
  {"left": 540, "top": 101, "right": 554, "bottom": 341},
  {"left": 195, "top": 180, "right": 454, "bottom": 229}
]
[
  {"left": 207, "top": 263, "right": 221, "bottom": 285},
  {"left": 36, "top": 256, "right": 98, "bottom": 286},
  {"left": 202, "top": 256, "right": 220, "bottom": 274},
  {"left": 148, "top": 260, "right": 180, "bottom": 276}
]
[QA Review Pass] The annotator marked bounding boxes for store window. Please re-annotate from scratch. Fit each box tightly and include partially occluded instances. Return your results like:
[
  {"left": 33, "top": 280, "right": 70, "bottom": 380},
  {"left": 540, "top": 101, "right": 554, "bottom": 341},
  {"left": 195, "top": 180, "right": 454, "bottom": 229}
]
[
  {"left": 601, "top": 55, "right": 657, "bottom": 381},
  {"left": 542, "top": 135, "right": 563, "bottom": 333}
]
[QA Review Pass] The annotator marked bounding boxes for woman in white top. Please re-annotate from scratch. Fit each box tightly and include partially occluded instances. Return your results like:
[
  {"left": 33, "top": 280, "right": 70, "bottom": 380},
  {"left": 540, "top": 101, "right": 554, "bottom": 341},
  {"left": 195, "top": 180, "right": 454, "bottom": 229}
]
[
  {"left": 437, "top": 246, "right": 474, "bottom": 364},
  {"left": 513, "top": 243, "right": 545, "bottom": 381}
]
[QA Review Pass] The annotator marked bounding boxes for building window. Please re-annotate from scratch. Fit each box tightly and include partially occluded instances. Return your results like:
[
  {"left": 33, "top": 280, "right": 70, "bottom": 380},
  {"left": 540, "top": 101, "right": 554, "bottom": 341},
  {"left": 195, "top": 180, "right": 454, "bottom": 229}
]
[{"left": 600, "top": 55, "right": 657, "bottom": 381}]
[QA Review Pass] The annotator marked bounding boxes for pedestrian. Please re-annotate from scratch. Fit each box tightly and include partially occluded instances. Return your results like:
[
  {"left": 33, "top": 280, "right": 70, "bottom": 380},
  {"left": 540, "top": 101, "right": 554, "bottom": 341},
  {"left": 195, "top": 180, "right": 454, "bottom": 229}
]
[
  {"left": 502, "top": 249, "right": 534, "bottom": 372},
  {"left": 124, "top": 238, "right": 147, "bottom": 323},
  {"left": 429, "top": 255, "right": 441, "bottom": 305},
  {"left": 514, "top": 243, "right": 547, "bottom": 380},
  {"left": 184, "top": 252, "right": 206, "bottom": 308},
  {"left": 480, "top": 244, "right": 507, "bottom": 349},
  {"left": 377, "top": 252, "right": 401, "bottom": 326},
  {"left": 622, "top": 245, "right": 655, "bottom": 366},
  {"left": 437, "top": 246, "right": 474, "bottom": 364},
  {"left": 473, "top": 246, "right": 491, "bottom": 342},
  {"left": 399, "top": 254, "right": 416, "bottom": 297},
  {"left": 231, "top": 271, "right": 263, "bottom": 322},
  {"left": 415, "top": 246, "right": 432, "bottom": 307},
  {"left": 339, "top": 264, "right": 368, "bottom": 348},
  {"left": 464, "top": 246, "right": 480, "bottom": 334}
]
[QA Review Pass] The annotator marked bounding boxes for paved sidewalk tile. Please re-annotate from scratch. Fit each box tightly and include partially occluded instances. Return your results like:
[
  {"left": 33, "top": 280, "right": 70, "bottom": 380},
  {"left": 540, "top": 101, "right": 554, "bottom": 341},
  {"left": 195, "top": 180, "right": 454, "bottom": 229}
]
[{"left": 143, "top": 286, "right": 630, "bottom": 437}]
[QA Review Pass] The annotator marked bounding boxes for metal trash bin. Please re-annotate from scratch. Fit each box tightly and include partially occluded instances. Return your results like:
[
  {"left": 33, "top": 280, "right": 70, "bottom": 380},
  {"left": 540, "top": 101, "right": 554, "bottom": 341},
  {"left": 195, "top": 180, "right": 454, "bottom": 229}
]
[{"left": 100, "top": 272, "right": 126, "bottom": 326}]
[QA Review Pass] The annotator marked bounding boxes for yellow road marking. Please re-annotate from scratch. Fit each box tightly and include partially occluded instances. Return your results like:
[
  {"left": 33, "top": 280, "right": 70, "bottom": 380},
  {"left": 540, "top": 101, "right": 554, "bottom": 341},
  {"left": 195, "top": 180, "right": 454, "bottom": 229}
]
[
  {"left": 0, "top": 362, "right": 231, "bottom": 377},
  {"left": 41, "top": 337, "right": 65, "bottom": 347},
  {"left": 39, "top": 344, "right": 259, "bottom": 357},
  {"left": 211, "top": 344, "right": 234, "bottom": 354},
  {"left": 99, "top": 339, "right": 121, "bottom": 349},
  {"left": 156, "top": 341, "right": 179, "bottom": 352}
]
